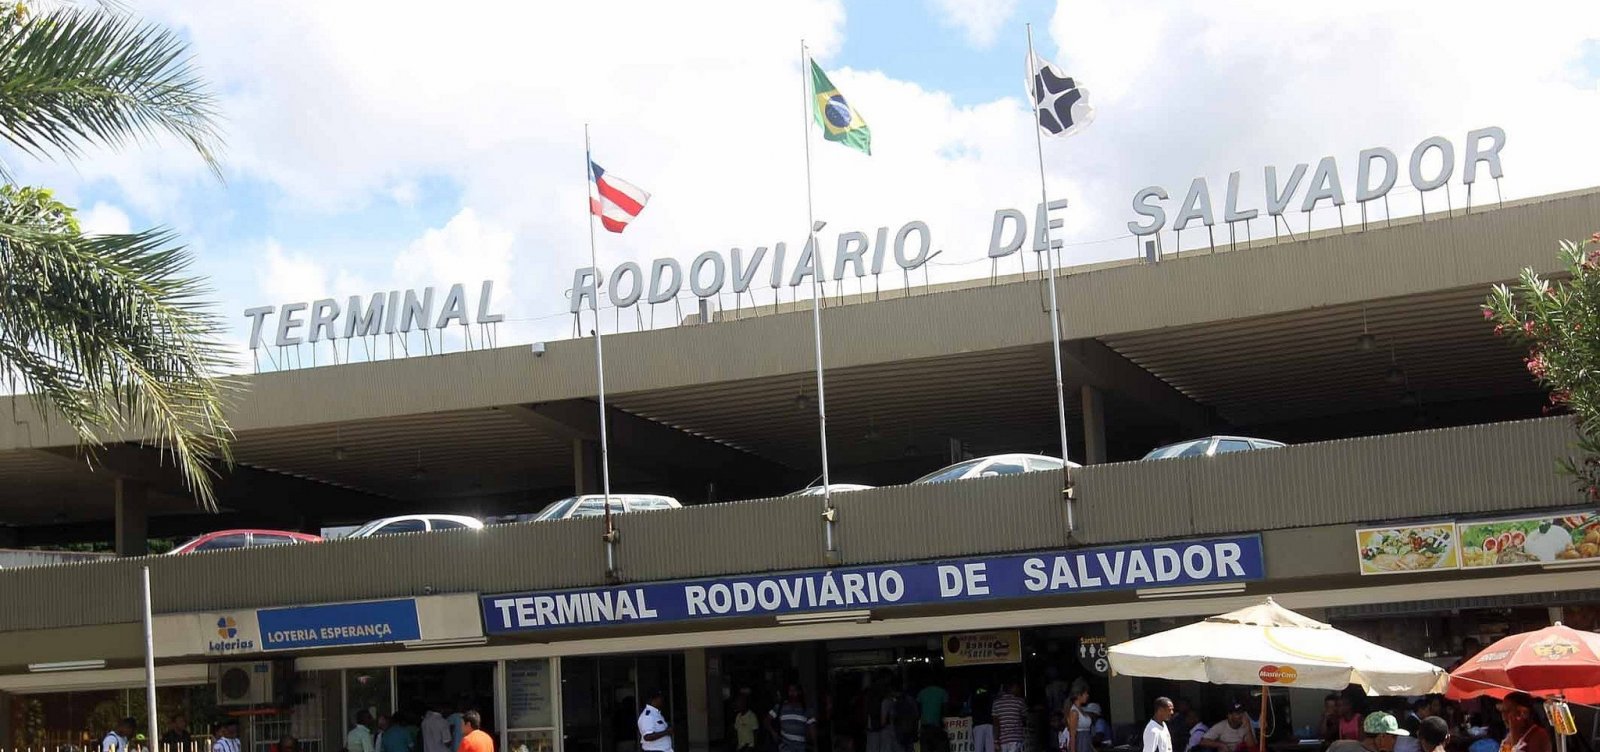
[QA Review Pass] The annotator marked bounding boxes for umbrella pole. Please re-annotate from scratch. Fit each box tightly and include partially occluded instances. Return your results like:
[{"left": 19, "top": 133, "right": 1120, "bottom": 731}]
[{"left": 1259, "top": 685, "right": 1269, "bottom": 752}]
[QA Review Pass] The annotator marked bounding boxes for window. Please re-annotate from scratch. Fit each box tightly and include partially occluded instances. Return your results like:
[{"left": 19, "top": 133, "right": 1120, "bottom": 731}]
[
  {"left": 431, "top": 519, "right": 471, "bottom": 530},
  {"left": 375, "top": 519, "right": 427, "bottom": 535},
  {"left": 630, "top": 498, "right": 676, "bottom": 511},
  {"left": 1026, "top": 457, "right": 1064, "bottom": 472},
  {"left": 571, "top": 498, "right": 620, "bottom": 518},
  {"left": 1214, "top": 439, "right": 1255, "bottom": 454},
  {"left": 1143, "top": 439, "right": 1210, "bottom": 460},
  {"left": 913, "top": 459, "right": 984, "bottom": 484},
  {"left": 534, "top": 498, "right": 579, "bottom": 521},
  {"left": 252, "top": 534, "right": 301, "bottom": 547},
  {"left": 978, "top": 459, "right": 1027, "bottom": 477},
  {"left": 194, "top": 534, "right": 249, "bottom": 551}
]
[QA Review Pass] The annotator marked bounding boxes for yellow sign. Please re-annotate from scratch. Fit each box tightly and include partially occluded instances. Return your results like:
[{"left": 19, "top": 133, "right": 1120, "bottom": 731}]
[{"left": 943, "top": 630, "right": 1021, "bottom": 667}]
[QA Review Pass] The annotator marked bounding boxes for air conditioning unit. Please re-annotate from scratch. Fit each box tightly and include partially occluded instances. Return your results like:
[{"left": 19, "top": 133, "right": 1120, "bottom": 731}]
[{"left": 216, "top": 661, "right": 276, "bottom": 706}]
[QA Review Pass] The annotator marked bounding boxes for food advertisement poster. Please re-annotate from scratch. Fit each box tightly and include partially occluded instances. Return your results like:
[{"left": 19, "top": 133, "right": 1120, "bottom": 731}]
[
  {"left": 1356, "top": 523, "right": 1460, "bottom": 575},
  {"left": 1458, "top": 512, "right": 1600, "bottom": 569}
]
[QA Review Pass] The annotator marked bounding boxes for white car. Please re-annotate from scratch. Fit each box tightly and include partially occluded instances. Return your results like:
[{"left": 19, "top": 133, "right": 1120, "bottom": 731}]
[
  {"left": 491, "top": 494, "right": 682, "bottom": 524},
  {"left": 911, "top": 453, "right": 1077, "bottom": 484},
  {"left": 1141, "top": 436, "right": 1286, "bottom": 460},
  {"left": 345, "top": 514, "right": 484, "bottom": 538},
  {"left": 786, "top": 483, "right": 875, "bottom": 497}
]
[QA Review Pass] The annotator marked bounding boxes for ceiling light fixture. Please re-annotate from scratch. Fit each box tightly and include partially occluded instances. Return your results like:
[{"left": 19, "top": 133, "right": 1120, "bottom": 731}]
[
  {"left": 794, "top": 393, "right": 810, "bottom": 412},
  {"left": 333, "top": 426, "right": 347, "bottom": 461},
  {"left": 28, "top": 659, "right": 106, "bottom": 673},
  {"left": 411, "top": 449, "right": 427, "bottom": 481},
  {"left": 1135, "top": 582, "right": 1247, "bottom": 600},
  {"left": 1356, "top": 308, "right": 1376, "bottom": 352},
  {"left": 1385, "top": 346, "right": 1405, "bottom": 385},
  {"left": 775, "top": 609, "right": 872, "bottom": 626},
  {"left": 863, "top": 417, "right": 881, "bottom": 442}
]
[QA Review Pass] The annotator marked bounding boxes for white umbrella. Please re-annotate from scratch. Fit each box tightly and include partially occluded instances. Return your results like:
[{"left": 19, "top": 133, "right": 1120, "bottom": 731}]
[{"left": 1109, "top": 598, "right": 1447, "bottom": 695}]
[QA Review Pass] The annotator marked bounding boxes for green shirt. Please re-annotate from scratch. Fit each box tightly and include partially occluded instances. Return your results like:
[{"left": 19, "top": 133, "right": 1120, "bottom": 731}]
[{"left": 917, "top": 686, "right": 948, "bottom": 726}]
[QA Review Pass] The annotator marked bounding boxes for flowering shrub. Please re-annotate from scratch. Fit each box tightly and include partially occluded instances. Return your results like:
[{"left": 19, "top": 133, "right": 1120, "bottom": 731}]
[{"left": 1484, "top": 232, "right": 1600, "bottom": 500}]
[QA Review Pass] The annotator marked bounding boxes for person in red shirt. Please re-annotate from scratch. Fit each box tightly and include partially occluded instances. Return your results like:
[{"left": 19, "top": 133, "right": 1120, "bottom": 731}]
[{"left": 459, "top": 711, "right": 494, "bottom": 752}]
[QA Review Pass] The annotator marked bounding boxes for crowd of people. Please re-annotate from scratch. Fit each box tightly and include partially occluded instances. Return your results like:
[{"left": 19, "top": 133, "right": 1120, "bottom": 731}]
[{"left": 342, "top": 702, "right": 495, "bottom": 752}]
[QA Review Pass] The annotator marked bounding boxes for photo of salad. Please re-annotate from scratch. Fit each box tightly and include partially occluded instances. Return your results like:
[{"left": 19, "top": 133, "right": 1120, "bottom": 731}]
[
  {"left": 1458, "top": 512, "right": 1600, "bottom": 569},
  {"left": 1356, "top": 524, "right": 1459, "bottom": 574}
]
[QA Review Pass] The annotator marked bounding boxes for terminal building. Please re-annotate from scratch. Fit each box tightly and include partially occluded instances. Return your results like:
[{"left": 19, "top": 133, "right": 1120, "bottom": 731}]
[{"left": 0, "top": 187, "right": 1597, "bottom": 752}]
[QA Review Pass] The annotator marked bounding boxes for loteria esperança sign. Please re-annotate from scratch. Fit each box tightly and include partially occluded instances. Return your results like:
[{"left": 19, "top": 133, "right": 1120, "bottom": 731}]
[{"left": 1126, "top": 126, "right": 1506, "bottom": 237}]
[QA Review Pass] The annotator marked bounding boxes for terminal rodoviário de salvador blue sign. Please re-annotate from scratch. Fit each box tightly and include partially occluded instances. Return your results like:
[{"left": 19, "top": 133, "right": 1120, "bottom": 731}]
[
  {"left": 257, "top": 599, "right": 422, "bottom": 650},
  {"left": 482, "top": 535, "right": 1263, "bottom": 634}
]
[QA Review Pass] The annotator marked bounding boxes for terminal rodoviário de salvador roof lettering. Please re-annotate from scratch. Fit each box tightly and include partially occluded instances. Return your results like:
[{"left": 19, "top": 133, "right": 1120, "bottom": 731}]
[
  {"left": 243, "top": 280, "right": 505, "bottom": 350},
  {"left": 481, "top": 535, "right": 1263, "bottom": 633},
  {"left": 1126, "top": 126, "right": 1506, "bottom": 237}
]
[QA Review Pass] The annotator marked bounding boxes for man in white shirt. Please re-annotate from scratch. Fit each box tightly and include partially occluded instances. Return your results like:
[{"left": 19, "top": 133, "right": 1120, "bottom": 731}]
[
  {"left": 103, "top": 718, "right": 135, "bottom": 752},
  {"left": 638, "top": 689, "right": 673, "bottom": 752},
  {"left": 347, "top": 711, "right": 377, "bottom": 752},
  {"left": 1145, "top": 698, "right": 1175, "bottom": 752},
  {"left": 422, "top": 703, "right": 454, "bottom": 752},
  {"left": 1200, "top": 706, "right": 1257, "bottom": 752}
]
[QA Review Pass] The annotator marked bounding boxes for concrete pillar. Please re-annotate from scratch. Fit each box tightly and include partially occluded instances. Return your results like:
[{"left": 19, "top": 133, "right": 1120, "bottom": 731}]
[
  {"left": 1081, "top": 385, "right": 1107, "bottom": 465},
  {"left": 115, "top": 478, "right": 149, "bottom": 557},
  {"left": 1105, "top": 620, "right": 1135, "bottom": 725},
  {"left": 573, "top": 439, "right": 602, "bottom": 495},
  {"left": 684, "top": 649, "right": 710, "bottom": 752}
]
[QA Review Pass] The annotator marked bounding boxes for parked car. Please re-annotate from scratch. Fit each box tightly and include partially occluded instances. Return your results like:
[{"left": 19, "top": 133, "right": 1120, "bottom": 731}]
[
  {"left": 1140, "top": 435, "right": 1286, "bottom": 460},
  {"left": 911, "top": 453, "right": 1077, "bottom": 484},
  {"left": 490, "top": 494, "right": 682, "bottom": 524},
  {"left": 345, "top": 514, "right": 484, "bottom": 538},
  {"left": 786, "top": 483, "right": 875, "bottom": 497},
  {"left": 169, "top": 529, "right": 322, "bottom": 554}
]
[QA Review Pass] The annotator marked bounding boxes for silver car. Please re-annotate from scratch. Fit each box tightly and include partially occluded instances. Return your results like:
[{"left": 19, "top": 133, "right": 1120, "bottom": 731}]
[
  {"left": 1141, "top": 435, "right": 1286, "bottom": 460},
  {"left": 491, "top": 494, "right": 681, "bottom": 524},
  {"left": 912, "top": 453, "right": 1076, "bottom": 484}
]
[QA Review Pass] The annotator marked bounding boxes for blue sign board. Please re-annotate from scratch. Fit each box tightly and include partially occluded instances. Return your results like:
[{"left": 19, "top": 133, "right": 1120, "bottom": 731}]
[
  {"left": 257, "top": 598, "right": 422, "bottom": 650},
  {"left": 482, "top": 535, "right": 1263, "bottom": 634}
]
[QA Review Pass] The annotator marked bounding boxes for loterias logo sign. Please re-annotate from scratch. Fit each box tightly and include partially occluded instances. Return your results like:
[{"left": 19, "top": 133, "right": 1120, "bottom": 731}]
[
  {"left": 206, "top": 613, "right": 259, "bottom": 655},
  {"left": 482, "top": 534, "right": 1264, "bottom": 634}
]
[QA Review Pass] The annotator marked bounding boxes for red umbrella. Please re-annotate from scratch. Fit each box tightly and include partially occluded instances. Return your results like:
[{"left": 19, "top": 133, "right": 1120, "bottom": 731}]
[{"left": 1446, "top": 623, "right": 1600, "bottom": 705}]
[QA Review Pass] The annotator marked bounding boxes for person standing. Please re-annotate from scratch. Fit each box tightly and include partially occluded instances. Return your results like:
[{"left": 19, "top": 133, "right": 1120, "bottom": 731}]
[
  {"left": 639, "top": 690, "right": 674, "bottom": 752},
  {"left": 1062, "top": 681, "right": 1091, "bottom": 752},
  {"left": 458, "top": 712, "right": 494, "bottom": 752},
  {"left": 348, "top": 712, "right": 378, "bottom": 752},
  {"left": 379, "top": 714, "right": 414, "bottom": 752},
  {"left": 1418, "top": 717, "right": 1449, "bottom": 752},
  {"left": 992, "top": 683, "right": 1027, "bottom": 752},
  {"left": 104, "top": 718, "right": 136, "bottom": 752},
  {"left": 448, "top": 702, "right": 468, "bottom": 752},
  {"left": 421, "top": 703, "right": 454, "bottom": 752},
  {"left": 917, "top": 682, "right": 950, "bottom": 752},
  {"left": 734, "top": 694, "right": 761, "bottom": 752},
  {"left": 1496, "top": 693, "right": 1551, "bottom": 752},
  {"left": 162, "top": 716, "right": 192, "bottom": 749},
  {"left": 971, "top": 687, "right": 995, "bottom": 752},
  {"left": 1144, "top": 699, "right": 1175, "bottom": 752},
  {"left": 1328, "top": 711, "right": 1409, "bottom": 752},
  {"left": 769, "top": 683, "right": 817, "bottom": 752},
  {"left": 212, "top": 721, "right": 242, "bottom": 752},
  {"left": 1183, "top": 711, "right": 1208, "bottom": 752}
]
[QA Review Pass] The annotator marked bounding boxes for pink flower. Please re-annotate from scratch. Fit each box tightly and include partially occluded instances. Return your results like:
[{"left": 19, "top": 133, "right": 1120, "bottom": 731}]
[
  {"left": 1482, "top": 307, "right": 1494, "bottom": 320},
  {"left": 1493, "top": 324, "right": 1506, "bottom": 335},
  {"left": 1527, "top": 355, "right": 1547, "bottom": 377},
  {"left": 1524, "top": 321, "right": 1536, "bottom": 335}
]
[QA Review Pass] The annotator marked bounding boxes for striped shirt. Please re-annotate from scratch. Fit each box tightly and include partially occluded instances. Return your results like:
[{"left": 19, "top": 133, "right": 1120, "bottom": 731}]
[
  {"left": 213, "top": 738, "right": 242, "bottom": 752},
  {"left": 769, "top": 703, "right": 815, "bottom": 752},
  {"left": 993, "top": 694, "right": 1027, "bottom": 745}
]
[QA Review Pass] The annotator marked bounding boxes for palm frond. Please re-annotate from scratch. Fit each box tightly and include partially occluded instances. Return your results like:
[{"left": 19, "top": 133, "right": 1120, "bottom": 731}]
[
  {"left": 0, "top": 186, "right": 234, "bottom": 509},
  {"left": 0, "top": 5, "right": 221, "bottom": 178}
]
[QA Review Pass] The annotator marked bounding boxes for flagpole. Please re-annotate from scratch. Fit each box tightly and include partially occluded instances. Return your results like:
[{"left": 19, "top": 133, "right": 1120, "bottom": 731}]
[
  {"left": 1026, "top": 23, "right": 1076, "bottom": 536},
  {"left": 800, "top": 39, "right": 838, "bottom": 556},
  {"left": 584, "top": 124, "right": 619, "bottom": 576}
]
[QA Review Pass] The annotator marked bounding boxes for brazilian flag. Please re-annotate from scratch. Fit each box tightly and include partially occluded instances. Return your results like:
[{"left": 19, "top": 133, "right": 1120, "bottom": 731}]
[{"left": 811, "top": 59, "right": 871, "bottom": 155}]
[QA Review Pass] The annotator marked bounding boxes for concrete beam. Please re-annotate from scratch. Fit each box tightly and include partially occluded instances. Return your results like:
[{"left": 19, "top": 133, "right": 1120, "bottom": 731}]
[
  {"left": 1081, "top": 385, "right": 1107, "bottom": 465},
  {"left": 1060, "top": 339, "right": 1212, "bottom": 434},
  {"left": 114, "top": 478, "right": 149, "bottom": 557},
  {"left": 499, "top": 401, "right": 794, "bottom": 476}
]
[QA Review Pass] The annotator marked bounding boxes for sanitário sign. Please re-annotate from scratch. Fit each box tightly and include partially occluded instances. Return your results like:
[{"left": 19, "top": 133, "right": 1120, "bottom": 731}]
[{"left": 482, "top": 534, "right": 1264, "bottom": 633}]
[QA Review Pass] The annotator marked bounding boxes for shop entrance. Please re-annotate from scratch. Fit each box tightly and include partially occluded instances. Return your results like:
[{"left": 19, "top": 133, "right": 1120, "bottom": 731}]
[
  {"left": 394, "top": 663, "right": 496, "bottom": 731},
  {"left": 561, "top": 654, "right": 687, "bottom": 752}
]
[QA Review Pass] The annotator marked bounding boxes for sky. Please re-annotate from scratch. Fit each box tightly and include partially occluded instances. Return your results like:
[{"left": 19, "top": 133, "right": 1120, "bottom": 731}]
[{"left": 16, "top": 0, "right": 1600, "bottom": 373}]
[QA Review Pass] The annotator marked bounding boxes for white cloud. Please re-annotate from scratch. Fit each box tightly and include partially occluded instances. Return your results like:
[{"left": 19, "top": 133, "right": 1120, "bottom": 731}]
[
  {"left": 22, "top": 0, "right": 1600, "bottom": 358},
  {"left": 78, "top": 202, "right": 131, "bottom": 235},
  {"left": 928, "top": 0, "right": 1019, "bottom": 49}
]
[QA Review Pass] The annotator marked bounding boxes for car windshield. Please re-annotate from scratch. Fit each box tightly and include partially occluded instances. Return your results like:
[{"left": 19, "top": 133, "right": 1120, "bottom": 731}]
[
  {"left": 347, "top": 519, "right": 389, "bottom": 538},
  {"left": 914, "top": 459, "right": 984, "bottom": 484},
  {"left": 534, "top": 498, "right": 580, "bottom": 521},
  {"left": 1143, "top": 439, "right": 1211, "bottom": 460}
]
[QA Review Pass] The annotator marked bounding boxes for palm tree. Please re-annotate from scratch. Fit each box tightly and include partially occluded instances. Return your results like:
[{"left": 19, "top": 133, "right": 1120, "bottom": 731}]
[{"left": 0, "top": 3, "right": 231, "bottom": 509}]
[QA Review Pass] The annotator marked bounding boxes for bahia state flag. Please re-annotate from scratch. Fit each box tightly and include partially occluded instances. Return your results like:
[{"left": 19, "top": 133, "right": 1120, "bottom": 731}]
[
  {"left": 810, "top": 59, "right": 871, "bottom": 155},
  {"left": 588, "top": 156, "right": 650, "bottom": 233}
]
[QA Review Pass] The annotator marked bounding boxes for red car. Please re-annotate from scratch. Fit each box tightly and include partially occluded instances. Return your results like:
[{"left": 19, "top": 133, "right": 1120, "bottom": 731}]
[{"left": 168, "top": 529, "right": 322, "bottom": 555}]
